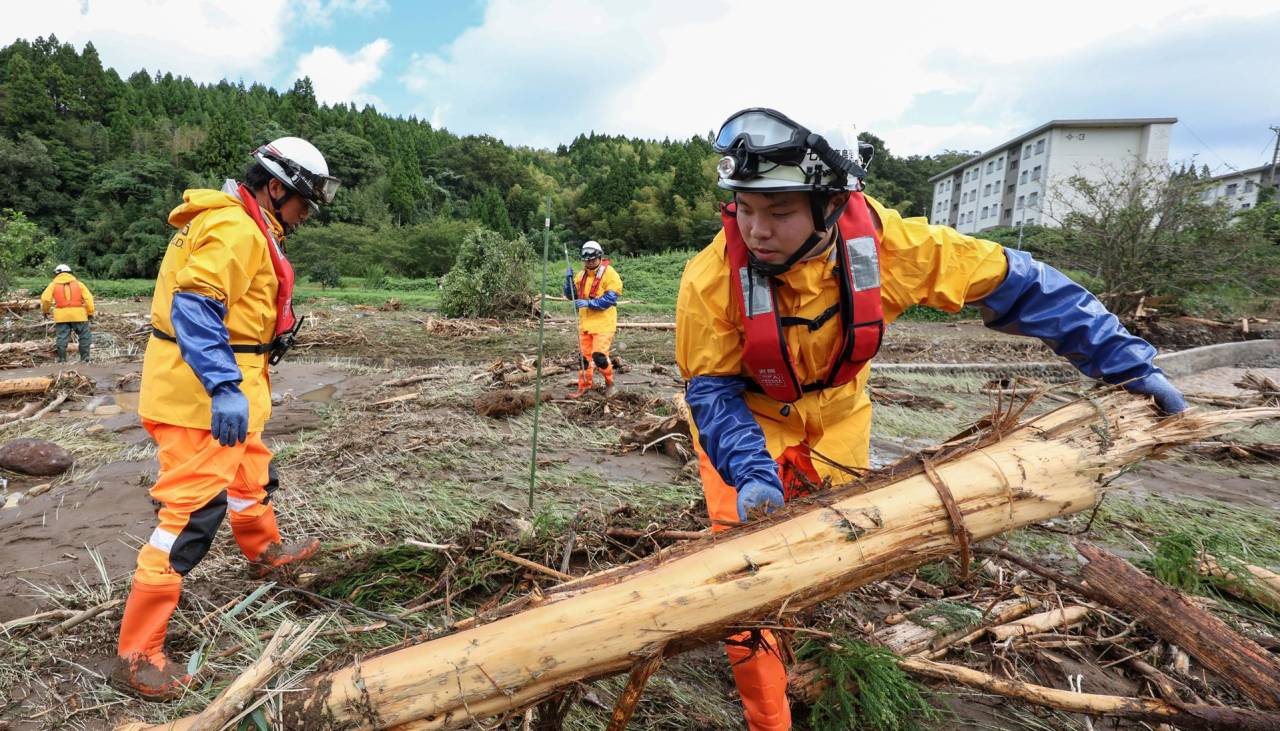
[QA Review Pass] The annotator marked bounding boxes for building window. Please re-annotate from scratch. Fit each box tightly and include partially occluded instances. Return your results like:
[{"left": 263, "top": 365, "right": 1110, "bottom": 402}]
[
  {"left": 1032, "top": 165, "right": 1042, "bottom": 181},
  {"left": 1004, "top": 209, "right": 1012, "bottom": 220},
  {"left": 1023, "top": 145, "right": 1032, "bottom": 160},
  {"left": 1035, "top": 139, "right": 1045, "bottom": 154},
  {"left": 1028, "top": 192, "right": 1039, "bottom": 207},
  {"left": 968, "top": 211, "right": 975, "bottom": 223},
  {"left": 990, "top": 204, "right": 998, "bottom": 216},
  {"left": 981, "top": 206, "right": 989, "bottom": 219},
  {"left": 1017, "top": 195, "right": 1025, "bottom": 209},
  {"left": 984, "top": 184, "right": 992, "bottom": 196},
  {"left": 1020, "top": 170, "right": 1029, "bottom": 184},
  {"left": 986, "top": 161, "right": 994, "bottom": 173},
  {"left": 1009, "top": 158, "right": 1017, "bottom": 170},
  {"left": 997, "top": 157, "right": 1003, "bottom": 166},
  {"left": 1245, "top": 180, "right": 1256, "bottom": 193},
  {"left": 1242, "top": 203, "right": 1252, "bottom": 209},
  {"left": 1007, "top": 184, "right": 1016, "bottom": 194},
  {"left": 1226, "top": 183, "right": 1238, "bottom": 196}
]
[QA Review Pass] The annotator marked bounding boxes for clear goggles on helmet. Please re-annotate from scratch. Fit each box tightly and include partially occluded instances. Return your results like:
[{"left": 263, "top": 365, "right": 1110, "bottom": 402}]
[
  {"left": 714, "top": 108, "right": 812, "bottom": 163},
  {"left": 581, "top": 251, "right": 602, "bottom": 261},
  {"left": 259, "top": 149, "right": 342, "bottom": 208}
]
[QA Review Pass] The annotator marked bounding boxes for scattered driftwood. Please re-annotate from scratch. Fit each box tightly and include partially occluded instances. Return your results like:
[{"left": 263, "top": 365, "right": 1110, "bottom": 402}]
[
  {"left": 0, "top": 401, "right": 41, "bottom": 425},
  {"left": 1236, "top": 372, "right": 1280, "bottom": 406},
  {"left": 36, "top": 598, "right": 122, "bottom": 640},
  {"left": 0, "top": 300, "right": 39, "bottom": 313},
  {"left": 986, "top": 605, "right": 1092, "bottom": 641},
  {"left": 1077, "top": 542, "right": 1280, "bottom": 710},
  {"left": 870, "top": 387, "right": 952, "bottom": 410},
  {"left": 1199, "top": 556, "right": 1280, "bottom": 613},
  {"left": 147, "top": 393, "right": 1280, "bottom": 731},
  {"left": 380, "top": 372, "right": 447, "bottom": 388},
  {"left": 0, "top": 376, "right": 52, "bottom": 397},
  {"left": 1185, "top": 440, "right": 1280, "bottom": 462},
  {"left": 603, "top": 527, "right": 707, "bottom": 542}
]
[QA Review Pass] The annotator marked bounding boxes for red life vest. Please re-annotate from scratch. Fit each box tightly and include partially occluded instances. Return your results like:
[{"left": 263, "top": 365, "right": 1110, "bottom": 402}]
[
  {"left": 235, "top": 183, "right": 297, "bottom": 338},
  {"left": 576, "top": 260, "right": 612, "bottom": 299},
  {"left": 724, "top": 192, "right": 885, "bottom": 403},
  {"left": 52, "top": 280, "right": 84, "bottom": 309}
]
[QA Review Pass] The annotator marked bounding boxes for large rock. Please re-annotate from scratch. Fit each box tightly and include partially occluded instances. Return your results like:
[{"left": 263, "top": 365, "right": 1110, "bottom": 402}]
[{"left": 0, "top": 438, "right": 74, "bottom": 476}]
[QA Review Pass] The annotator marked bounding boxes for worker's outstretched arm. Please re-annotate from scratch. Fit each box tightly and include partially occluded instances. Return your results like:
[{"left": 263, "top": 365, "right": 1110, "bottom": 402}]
[
  {"left": 170, "top": 292, "right": 249, "bottom": 445},
  {"left": 685, "top": 376, "right": 784, "bottom": 521},
  {"left": 977, "top": 249, "right": 1187, "bottom": 413},
  {"left": 585, "top": 290, "right": 617, "bottom": 309}
]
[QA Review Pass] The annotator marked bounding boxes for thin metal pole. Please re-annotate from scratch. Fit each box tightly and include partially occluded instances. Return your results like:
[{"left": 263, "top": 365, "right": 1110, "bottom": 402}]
[{"left": 529, "top": 195, "right": 553, "bottom": 512}]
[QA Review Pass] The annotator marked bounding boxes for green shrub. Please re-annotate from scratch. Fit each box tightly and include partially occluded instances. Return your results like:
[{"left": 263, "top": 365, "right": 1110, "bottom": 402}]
[{"left": 440, "top": 229, "right": 534, "bottom": 318}]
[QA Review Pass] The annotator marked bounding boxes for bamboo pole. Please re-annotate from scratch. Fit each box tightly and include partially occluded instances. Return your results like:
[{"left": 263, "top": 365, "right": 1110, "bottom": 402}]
[{"left": 137, "top": 396, "right": 1280, "bottom": 731}]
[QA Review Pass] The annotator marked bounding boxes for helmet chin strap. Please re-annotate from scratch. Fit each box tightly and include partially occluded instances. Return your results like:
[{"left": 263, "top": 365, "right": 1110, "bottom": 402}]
[
  {"left": 747, "top": 193, "right": 848, "bottom": 277},
  {"left": 270, "top": 189, "right": 297, "bottom": 237}
]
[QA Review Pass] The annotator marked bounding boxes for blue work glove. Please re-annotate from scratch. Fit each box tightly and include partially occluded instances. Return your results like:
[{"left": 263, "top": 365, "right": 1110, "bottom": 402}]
[
  {"left": 736, "top": 480, "right": 785, "bottom": 522},
  {"left": 210, "top": 382, "right": 249, "bottom": 446},
  {"left": 1124, "top": 372, "right": 1189, "bottom": 414},
  {"left": 563, "top": 268, "right": 576, "bottom": 299},
  {"left": 978, "top": 249, "right": 1160, "bottom": 385},
  {"left": 685, "top": 375, "right": 784, "bottom": 497},
  {"left": 574, "top": 299, "right": 589, "bottom": 309}
]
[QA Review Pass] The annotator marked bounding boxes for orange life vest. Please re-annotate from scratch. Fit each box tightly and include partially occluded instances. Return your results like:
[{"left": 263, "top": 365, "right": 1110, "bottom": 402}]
[
  {"left": 52, "top": 280, "right": 84, "bottom": 309},
  {"left": 724, "top": 192, "right": 885, "bottom": 403},
  {"left": 576, "top": 260, "right": 612, "bottom": 299},
  {"left": 234, "top": 183, "right": 296, "bottom": 338}
]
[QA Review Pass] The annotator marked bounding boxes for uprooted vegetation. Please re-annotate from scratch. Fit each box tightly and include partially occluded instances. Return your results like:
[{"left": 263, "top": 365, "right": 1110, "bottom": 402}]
[{"left": 1, "top": 299, "right": 1279, "bottom": 730}]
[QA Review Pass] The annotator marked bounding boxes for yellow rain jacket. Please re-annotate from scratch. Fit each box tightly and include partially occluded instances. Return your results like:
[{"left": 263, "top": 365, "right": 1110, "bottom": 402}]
[
  {"left": 676, "top": 195, "right": 1008, "bottom": 480},
  {"left": 574, "top": 264, "right": 623, "bottom": 335},
  {"left": 40, "top": 273, "right": 95, "bottom": 323},
  {"left": 139, "top": 189, "right": 283, "bottom": 433}
]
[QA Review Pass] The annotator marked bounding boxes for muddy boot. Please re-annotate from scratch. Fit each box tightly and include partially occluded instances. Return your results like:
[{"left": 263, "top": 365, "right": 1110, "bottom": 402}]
[
  {"left": 602, "top": 374, "right": 616, "bottom": 398},
  {"left": 231, "top": 508, "right": 320, "bottom": 578},
  {"left": 568, "top": 368, "right": 593, "bottom": 399},
  {"left": 113, "top": 581, "right": 192, "bottom": 701}
]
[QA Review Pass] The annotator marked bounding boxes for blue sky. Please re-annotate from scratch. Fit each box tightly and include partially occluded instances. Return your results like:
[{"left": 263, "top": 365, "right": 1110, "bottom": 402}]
[{"left": 7, "top": 1, "right": 1279, "bottom": 175}]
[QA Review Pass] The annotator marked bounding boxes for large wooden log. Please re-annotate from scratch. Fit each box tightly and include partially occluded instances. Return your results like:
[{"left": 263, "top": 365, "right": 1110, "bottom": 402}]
[
  {"left": 138, "top": 395, "right": 1280, "bottom": 731},
  {"left": 0, "top": 376, "right": 53, "bottom": 396},
  {"left": 1077, "top": 543, "right": 1280, "bottom": 710}
]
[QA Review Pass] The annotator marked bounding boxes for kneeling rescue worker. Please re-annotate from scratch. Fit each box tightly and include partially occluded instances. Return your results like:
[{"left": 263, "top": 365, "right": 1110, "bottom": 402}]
[
  {"left": 115, "top": 137, "right": 340, "bottom": 700},
  {"left": 675, "top": 108, "right": 1188, "bottom": 730},
  {"left": 564, "top": 240, "right": 623, "bottom": 397}
]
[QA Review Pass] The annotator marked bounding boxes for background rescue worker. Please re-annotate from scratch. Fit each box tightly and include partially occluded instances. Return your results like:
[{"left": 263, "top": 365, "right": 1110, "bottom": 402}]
[
  {"left": 40, "top": 263, "right": 95, "bottom": 362},
  {"left": 676, "top": 108, "right": 1188, "bottom": 731},
  {"left": 563, "top": 240, "right": 623, "bottom": 397},
  {"left": 115, "top": 136, "right": 339, "bottom": 700}
]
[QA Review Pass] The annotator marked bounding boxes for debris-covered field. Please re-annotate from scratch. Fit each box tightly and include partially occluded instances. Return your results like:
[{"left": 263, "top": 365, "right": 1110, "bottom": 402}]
[{"left": 2, "top": 296, "right": 1279, "bottom": 731}]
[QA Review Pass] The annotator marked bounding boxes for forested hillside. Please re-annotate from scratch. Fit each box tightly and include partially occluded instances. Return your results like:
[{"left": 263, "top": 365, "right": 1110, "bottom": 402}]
[{"left": 0, "top": 36, "right": 972, "bottom": 280}]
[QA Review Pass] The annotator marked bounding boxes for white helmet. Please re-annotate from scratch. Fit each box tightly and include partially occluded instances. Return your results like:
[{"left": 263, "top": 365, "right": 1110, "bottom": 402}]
[
  {"left": 580, "top": 240, "right": 604, "bottom": 259},
  {"left": 713, "top": 108, "right": 870, "bottom": 194},
  {"left": 54, "top": 264, "right": 72, "bottom": 274},
  {"left": 252, "top": 137, "right": 341, "bottom": 213}
]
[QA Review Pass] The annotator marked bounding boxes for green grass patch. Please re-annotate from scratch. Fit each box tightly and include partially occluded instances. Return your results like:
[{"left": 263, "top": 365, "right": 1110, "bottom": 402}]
[{"left": 799, "top": 637, "right": 945, "bottom": 731}]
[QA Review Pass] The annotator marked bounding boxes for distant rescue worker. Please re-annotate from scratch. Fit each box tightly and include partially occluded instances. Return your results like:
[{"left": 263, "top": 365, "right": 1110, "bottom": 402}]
[
  {"left": 40, "top": 264, "right": 95, "bottom": 362},
  {"left": 677, "top": 108, "right": 1189, "bottom": 731},
  {"left": 114, "top": 137, "right": 340, "bottom": 700},
  {"left": 563, "top": 240, "right": 623, "bottom": 397}
]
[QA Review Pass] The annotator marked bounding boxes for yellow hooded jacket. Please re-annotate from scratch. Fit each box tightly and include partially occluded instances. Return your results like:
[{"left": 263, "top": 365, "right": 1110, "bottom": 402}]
[
  {"left": 40, "top": 273, "right": 95, "bottom": 323},
  {"left": 676, "top": 195, "right": 1009, "bottom": 480},
  {"left": 138, "top": 188, "right": 283, "bottom": 432},
  {"left": 574, "top": 264, "right": 623, "bottom": 335}
]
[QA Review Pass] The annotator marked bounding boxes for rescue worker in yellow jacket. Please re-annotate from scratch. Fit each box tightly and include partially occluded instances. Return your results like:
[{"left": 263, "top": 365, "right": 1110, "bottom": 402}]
[
  {"left": 676, "top": 108, "right": 1189, "bottom": 731},
  {"left": 114, "top": 137, "right": 340, "bottom": 700},
  {"left": 563, "top": 240, "right": 623, "bottom": 397},
  {"left": 40, "top": 264, "right": 95, "bottom": 362}
]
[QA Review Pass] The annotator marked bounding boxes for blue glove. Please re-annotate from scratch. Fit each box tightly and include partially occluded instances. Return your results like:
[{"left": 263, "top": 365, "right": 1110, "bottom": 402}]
[
  {"left": 1125, "top": 372, "right": 1188, "bottom": 414},
  {"left": 574, "top": 299, "right": 589, "bottom": 309},
  {"left": 563, "top": 269, "right": 576, "bottom": 299},
  {"left": 586, "top": 291, "right": 618, "bottom": 310},
  {"left": 685, "top": 375, "right": 783, "bottom": 497},
  {"left": 736, "top": 480, "right": 785, "bottom": 522},
  {"left": 978, "top": 249, "right": 1160, "bottom": 385},
  {"left": 210, "top": 382, "right": 249, "bottom": 446}
]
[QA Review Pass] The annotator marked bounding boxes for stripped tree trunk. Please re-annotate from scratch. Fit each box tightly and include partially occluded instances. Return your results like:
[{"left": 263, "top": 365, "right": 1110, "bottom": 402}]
[
  {"left": 0, "top": 376, "right": 53, "bottom": 396},
  {"left": 136, "top": 395, "right": 1280, "bottom": 731}
]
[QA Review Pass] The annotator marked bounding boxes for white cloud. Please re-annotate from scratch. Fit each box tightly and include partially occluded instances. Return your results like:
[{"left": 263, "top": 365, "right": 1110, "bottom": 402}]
[
  {"left": 295, "top": 38, "right": 392, "bottom": 108},
  {"left": 401, "top": 0, "right": 1279, "bottom": 162},
  {"left": 2, "top": 0, "right": 290, "bottom": 83}
]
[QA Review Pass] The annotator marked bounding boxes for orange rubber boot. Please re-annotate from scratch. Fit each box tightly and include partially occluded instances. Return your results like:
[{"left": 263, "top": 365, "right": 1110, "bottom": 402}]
[
  {"left": 230, "top": 508, "right": 320, "bottom": 577},
  {"left": 114, "top": 581, "right": 192, "bottom": 701},
  {"left": 725, "top": 629, "right": 792, "bottom": 731},
  {"left": 569, "top": 367, "right": 593, "bottom": 398}
]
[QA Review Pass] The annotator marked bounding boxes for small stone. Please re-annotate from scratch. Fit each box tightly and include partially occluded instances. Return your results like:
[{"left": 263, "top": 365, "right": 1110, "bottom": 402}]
[
  {"left": 3, "top": 492, "right": 23, "bottom": 509},
  {"left": 93, "top": 405, "right": 123, "bottom": 416},
  {"left": 85, "top": 424, "right": 106, "bottom": 434},
  {"left": 0, "top": 438, "right": 75, "bottom": 476}
]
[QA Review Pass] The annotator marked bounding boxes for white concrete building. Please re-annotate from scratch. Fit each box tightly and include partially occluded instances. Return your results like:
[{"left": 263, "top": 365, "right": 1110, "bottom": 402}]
[
  {"left": 1200, "top": 164, "right": 1278, "bottom": 212},
  {"left": 927, "top": 118, "right": 1176, "bottom": 234}
]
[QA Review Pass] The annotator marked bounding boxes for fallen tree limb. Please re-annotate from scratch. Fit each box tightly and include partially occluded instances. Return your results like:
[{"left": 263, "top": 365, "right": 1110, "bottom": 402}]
[
  {"left": 0, "top": 375, "right": 52, "bottom": 397},
  {"left": 987, "top": 605, "right": 1092, "bottom": 641},
  {"left": 0, "top": 300, "right": 39, "bottom": 313},
  {"left": 1077, "top": 542, "right": 1280, "bottom": 710},
  {"left": 139, "top": 395, "right": 1280, "bottom": 731},
  {"left": 36, "top": 598, "right": 121, "bottom": 640},
  {"left": 1200, "top": 557, "right": 1280, "bottom": 613}
]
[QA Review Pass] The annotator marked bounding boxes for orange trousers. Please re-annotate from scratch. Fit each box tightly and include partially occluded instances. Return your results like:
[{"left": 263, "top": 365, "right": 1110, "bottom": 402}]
[
  {"left": 576, "top": 330, "right": 615, "bottom": 389},
  {"left": 134, "top": 419, "right": 282, "bottom": 587},
  {"left": 698, "top": 443, "right": 821, "bottom": 731}
]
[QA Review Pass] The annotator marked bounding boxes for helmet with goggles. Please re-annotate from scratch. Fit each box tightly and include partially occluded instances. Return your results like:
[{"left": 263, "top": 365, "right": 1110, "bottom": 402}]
[
  {"left": 580, "top": 240, "right": 604, "bottom": 259},
  {"left": 252, "top": 137, "right": 341, "bottom": 214},
  {"left": 714, "top": 108, "right": 871, "bottom": 194}
]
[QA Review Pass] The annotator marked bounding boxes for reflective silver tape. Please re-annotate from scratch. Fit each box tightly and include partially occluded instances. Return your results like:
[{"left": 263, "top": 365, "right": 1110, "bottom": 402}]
[
  {"left": 227, "top": 495, "right": 259, "bottom": 513},
  {"left": 847, "top": 236, "right": 880, "bottom": 291},
  {"left": 148, "top": 527, "right": 178, "bottom": 553},
  {"left": 737, "top": 266, "right": 774, "bottom": 317}
]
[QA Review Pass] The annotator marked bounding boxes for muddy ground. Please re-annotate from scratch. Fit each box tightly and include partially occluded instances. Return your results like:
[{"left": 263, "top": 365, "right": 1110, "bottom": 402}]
[{"left": 1, "top": 299, "right": 1279, "bottom": 730}]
